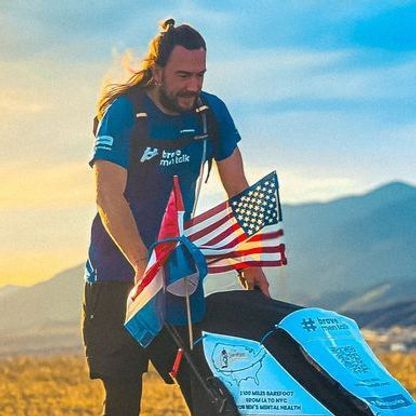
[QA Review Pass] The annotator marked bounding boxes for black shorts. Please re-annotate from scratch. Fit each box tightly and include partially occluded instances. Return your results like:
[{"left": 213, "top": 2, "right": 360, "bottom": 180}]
[
  {"left": 82, "top": 281, "right": 148, "bottom": 381},
  {"left": 82, "top": 280, "right": 202, "bottom": 384}
]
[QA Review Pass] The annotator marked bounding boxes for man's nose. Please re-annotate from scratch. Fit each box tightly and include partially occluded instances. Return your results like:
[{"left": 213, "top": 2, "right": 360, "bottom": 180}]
[{"left": 186, "top": 76, "right": 202, "bottom": 93}]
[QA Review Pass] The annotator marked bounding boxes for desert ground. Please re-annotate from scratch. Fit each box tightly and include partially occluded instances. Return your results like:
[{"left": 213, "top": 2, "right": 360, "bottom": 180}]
[{"left": 0, "top": 353, "right": 415, "bottom": 415}]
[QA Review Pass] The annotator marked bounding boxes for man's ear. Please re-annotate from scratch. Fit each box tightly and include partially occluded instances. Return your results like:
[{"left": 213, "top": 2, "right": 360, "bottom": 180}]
[{"left": 152, "top": 65, "right": 162, "bottom": 86}]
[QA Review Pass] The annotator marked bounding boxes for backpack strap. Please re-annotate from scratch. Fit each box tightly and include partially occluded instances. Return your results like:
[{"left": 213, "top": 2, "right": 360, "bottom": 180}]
[
  {"left": 126, "top": 87, "right": 147, "bottom": 117},
  {"left": 92, "top": 87, "right": 148, "bottom": 138},
  {"left": 195, "top": 97, "right": 219, "bottom": 184},
  {"left": 192, "top": 99, "right": 209, "bottom": 216},
  {"left": 93, "top": 90, "right": 219, "bottom": 148}
]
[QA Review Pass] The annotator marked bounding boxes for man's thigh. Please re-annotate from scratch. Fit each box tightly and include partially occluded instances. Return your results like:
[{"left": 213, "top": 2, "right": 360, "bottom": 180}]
[{"left": 82, "top": 281, "right": 149, "bottom": 381}]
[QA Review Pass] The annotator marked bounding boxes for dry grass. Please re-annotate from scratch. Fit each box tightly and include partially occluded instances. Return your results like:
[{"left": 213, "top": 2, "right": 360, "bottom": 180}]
[
  {"left": 378, "top": 352, "right": 416, "bottom": 397},
  {"left": 0, "top": 353, "right": 414, "bottom": 415},
  {"left": 0, "top": 355, "right": 187, "bottom": 415}
]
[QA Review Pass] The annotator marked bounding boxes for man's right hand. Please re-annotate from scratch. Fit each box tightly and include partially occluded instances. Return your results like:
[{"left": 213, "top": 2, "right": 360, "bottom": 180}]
[{"left": 133, "top": 259, "right": 148, "bottom": 285}]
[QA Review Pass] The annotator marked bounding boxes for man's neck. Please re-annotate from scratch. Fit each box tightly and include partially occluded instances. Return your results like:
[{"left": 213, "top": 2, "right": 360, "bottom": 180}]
[{"left": 145, "top": 87, "right": 180, "bottom": 116}]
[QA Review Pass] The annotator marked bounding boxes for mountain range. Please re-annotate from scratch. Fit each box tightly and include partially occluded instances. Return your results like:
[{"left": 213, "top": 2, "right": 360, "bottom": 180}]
[
  {"left": 282, "top": 181, "right": 416, "bottom": 308},
  {"left": 0, "top": 181, "right": 415, "bottom": 355}
]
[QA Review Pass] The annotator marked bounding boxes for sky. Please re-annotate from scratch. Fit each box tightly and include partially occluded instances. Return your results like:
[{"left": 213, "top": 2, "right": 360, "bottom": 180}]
[{"left": 1, "top": 0, "right": 415, "bottom": 287}]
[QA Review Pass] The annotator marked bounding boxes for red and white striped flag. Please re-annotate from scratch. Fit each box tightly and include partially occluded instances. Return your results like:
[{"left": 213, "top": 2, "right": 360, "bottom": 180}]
[
  {"left": 184, "top": 171, "right": 287, "bottom": 273},
  {"left": 125, "top": 176, "right": 184, "bottom": 347}
]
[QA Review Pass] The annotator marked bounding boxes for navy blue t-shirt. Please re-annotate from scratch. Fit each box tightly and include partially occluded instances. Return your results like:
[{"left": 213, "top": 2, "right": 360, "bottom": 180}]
[{"left": 85, "top": 91, "right": 241, "bottom": 282}]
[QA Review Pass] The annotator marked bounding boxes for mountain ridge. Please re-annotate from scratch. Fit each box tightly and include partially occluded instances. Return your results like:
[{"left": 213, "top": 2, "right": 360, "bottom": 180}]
[
  {"left": 0, "top": 180, "right": 415, "bottom": 354},
  {"left": 284, "top": 180, "right": 416, "bottom": 209}
]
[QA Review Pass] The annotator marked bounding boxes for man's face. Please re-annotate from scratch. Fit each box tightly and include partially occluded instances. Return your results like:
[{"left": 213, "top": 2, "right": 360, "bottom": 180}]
[{"left": 155, "top": 45, "right": 206, "bottom": 113}]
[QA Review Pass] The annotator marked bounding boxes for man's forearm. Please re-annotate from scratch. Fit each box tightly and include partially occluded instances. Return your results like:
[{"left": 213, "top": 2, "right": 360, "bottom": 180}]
[
  {"left": 217, "top": 147, "right": 249, "bottom": 198},
  {"left": 217, "top": 147, "right": 271, "bottom": 296},
  {"left": 226, "top": 177, "right": 249, "bottom": 198},
  {"left": 97, "top": 193, "right": 148, "bottom": 275}
]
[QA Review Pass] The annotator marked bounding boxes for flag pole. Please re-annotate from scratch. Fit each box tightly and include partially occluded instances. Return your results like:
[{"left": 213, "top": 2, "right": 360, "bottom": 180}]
[
  {"left": 184, "top": 277, "right": 194, "bottom": 350},
  {"left": 173, "top": 175, "right": 195, "bottom": 351}
]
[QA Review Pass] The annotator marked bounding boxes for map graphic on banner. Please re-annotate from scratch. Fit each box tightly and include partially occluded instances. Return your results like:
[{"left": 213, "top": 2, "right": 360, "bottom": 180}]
[
  {"left": 209, "top": 342, "right": 268, "bottom": 386},
  {"left": 279, "top": 308, "right": 416, "bottom": 416},
  {"left": 202, "top": 332, "right": 333, "bottom": 415}
]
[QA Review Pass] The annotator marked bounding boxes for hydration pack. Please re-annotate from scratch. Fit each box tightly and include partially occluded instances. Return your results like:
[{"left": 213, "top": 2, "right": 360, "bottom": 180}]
[{"left": 92, "top": 88, "right": 220, "bottom": 182}]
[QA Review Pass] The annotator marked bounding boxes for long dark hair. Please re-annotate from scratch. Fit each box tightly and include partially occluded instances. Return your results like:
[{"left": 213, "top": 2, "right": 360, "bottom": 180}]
[{"left": 97, "top": 18, "right": 206, "bottom": 120}]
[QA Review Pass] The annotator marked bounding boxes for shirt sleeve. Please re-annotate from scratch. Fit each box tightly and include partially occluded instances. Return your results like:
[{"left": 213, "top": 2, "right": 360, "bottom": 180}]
[
  {"left": 89, "top": 96, "right": 135, "bottom": 169},
  {"left": 205, "top": 94, "right": 242, "bottom": 161}
]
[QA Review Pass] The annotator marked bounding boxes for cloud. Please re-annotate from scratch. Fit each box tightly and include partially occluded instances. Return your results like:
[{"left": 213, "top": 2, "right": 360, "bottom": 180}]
[
  {"left": 3, "top": 1, "right": 414, "bottom": 66},
  {"left": 0, "top": 58, "right": 100, "bottom": 164},
  {"left": 207, "top": 48, "right": 416, "bottom": 103},
  {"left": 1, "top": 0, "right": 231, "bottom": 63},
  {"left": 289, "top": 0, "right": 414, "bottom": 21},
  {"left": 229, "top": 158, "right": 360, "bottom": 204},
  {"left": 382, "top": 123, "right": 416, "bottom": 143},
  {"left": 187, "top": 1, "right": 416, "bottom": 52},
  {"left": 194, "top": 157, "right": 360, "bottom": 208},
  {"left": 278, "top": 171, "right": 359, "bottom": 204},
  {"left": 0, "top": 162, "right": 94, "bottom": 210},
  {"left": 169, "top": 0, "right": 233, "bottom": 26},
  {"left": 0, "top": 91, "right": 47, "bottom": 114},
  {"left": 1, "top": 1, "right": 168, "bottom": 59},
  {"left": 0, "top": 202, "right": 94, "bottom": 286},
  {"left": 0, "top": 247, "right": 85, "bottom": 287}
]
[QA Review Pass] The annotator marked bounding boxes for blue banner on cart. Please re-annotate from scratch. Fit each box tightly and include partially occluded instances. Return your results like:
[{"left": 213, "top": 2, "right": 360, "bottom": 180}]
[
  {"left": 202, "top": 331, "right": 333, "bottom": 415},
  {"left": 279, "top": 308, "right": 416, "bottom": 416}
]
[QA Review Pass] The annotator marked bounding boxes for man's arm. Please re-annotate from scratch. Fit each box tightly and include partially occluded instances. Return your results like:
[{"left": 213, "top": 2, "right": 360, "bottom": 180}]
[
  {"left": 216, "top": 147, "right": 249, "bottom": 197},
  {"left": 216, "top": 147, "right": 271, "bottom": 297},
  {"left": 94, "top": 160, "right": 148, "bottom": 283}
]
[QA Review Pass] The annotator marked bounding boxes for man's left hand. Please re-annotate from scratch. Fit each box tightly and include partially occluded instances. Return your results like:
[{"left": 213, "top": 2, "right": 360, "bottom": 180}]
[{"left": 238, "top": 267, "right": 270, "bottom": 297}]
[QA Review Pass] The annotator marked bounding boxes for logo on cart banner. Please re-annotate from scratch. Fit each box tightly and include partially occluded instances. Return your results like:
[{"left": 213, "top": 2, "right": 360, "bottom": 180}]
[
  {"left": 364, "top": 394, "right": 413, "bottom": 410},
  {"left": 212, "top": 343, "right": 267, "bottom": 386},
  {"left": 301, "top": 318, "right": 317, "bottom": 332},
  {"left": 300, "top": 316, "right": 348, "bottom": 333}
]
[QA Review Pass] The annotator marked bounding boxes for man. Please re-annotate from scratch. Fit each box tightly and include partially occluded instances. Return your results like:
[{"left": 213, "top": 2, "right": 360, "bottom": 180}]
[{"left": 83, "top": 19, "right": 270, "bottom": 415}]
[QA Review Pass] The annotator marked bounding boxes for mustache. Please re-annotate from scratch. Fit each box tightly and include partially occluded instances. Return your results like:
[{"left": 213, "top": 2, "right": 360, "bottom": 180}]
[{"left": 178, "top": 92, "right": 199, "bottom": 98}]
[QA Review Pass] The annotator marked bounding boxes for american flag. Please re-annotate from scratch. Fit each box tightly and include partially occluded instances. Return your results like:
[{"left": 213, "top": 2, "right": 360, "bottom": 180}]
[{"left": 184, "top": 171, "right": 287, "bottom": 273}]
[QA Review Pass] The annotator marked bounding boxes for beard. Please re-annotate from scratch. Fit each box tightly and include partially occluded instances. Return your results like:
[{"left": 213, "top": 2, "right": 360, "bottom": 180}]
[{"left": 158, "top": 85, "right": 199, "bottom": 114}]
